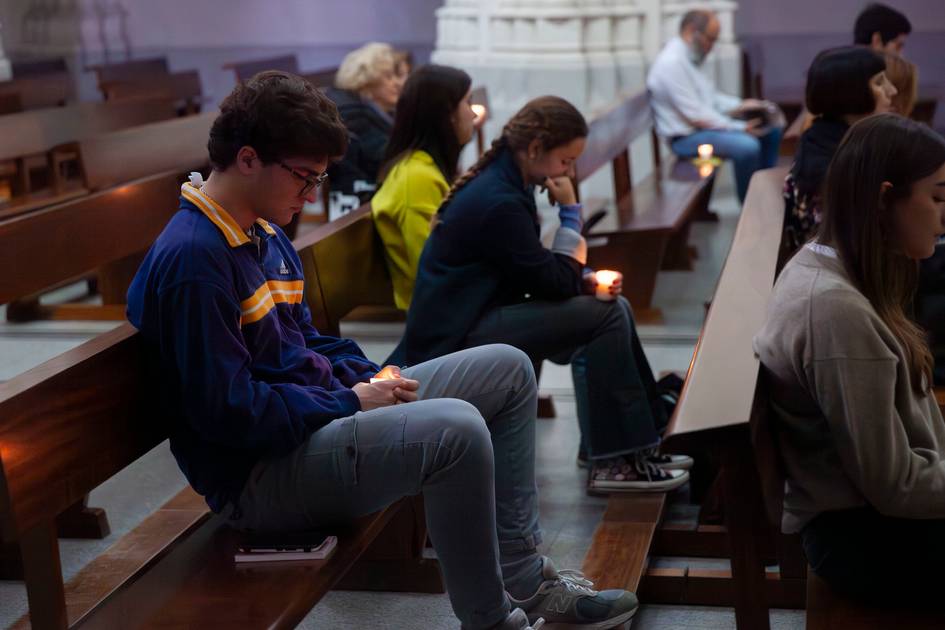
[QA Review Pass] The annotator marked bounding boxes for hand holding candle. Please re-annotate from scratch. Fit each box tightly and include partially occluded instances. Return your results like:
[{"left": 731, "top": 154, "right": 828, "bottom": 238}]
[{"left": 593, "top": 269, "right": 622, "bottom": 301}]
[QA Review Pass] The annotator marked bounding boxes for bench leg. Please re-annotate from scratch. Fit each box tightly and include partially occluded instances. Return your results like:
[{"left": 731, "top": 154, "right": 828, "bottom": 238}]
[
  {"left": 0, "top": 537, "right": 24, "bottom": 580},
  {"left": 335, "top": 496, "right": 444, "bottom": 593},
  {"left": 721, "top": 447, "right": 771, "bottom": 630},
  {"left": 21, "top": 521, "right": 68, "bottom": 629},
  {"left": 56, "top": 495, "right": 111, "bottom": 539}
]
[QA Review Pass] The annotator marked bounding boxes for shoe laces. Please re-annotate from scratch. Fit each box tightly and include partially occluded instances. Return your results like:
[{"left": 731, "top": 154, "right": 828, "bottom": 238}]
[
  {"left": 556, "top": 568, "right": 599, "bottom": 596},
  {"left": 633, "top": 456, "right": 666, "bottom": 480}
]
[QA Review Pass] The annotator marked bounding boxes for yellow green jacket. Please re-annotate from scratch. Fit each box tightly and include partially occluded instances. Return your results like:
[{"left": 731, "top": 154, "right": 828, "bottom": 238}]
[{"left": 372, "top": 150, "right": 449, "bottom": 310}]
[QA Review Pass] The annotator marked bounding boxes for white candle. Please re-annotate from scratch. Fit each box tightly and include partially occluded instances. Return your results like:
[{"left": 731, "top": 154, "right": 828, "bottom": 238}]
[
  {"left": 471, "top": 104, "right": 487, "bottom": 121},
  {"left": 697, "top": 144, "right": 714, "bottom": 160},
  {"left": 369, "top": 378, "right": 383, "bottom": 384},
  {"left": 594, "top": 270, "right": 621, "bottom": 301}
]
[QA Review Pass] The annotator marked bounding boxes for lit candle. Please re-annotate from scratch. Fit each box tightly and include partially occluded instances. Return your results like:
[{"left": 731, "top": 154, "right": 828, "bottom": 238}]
[
  {"left": 699, "top": 163, "right": 714, "bottom": 179},
  {"left": 594, "top": 269, "right": 621, "bottom": 302},
  {"left": 471, "top": 103, "right": 487, "bottom": 121},
  {"left": 697, "top": 144, "right": 714, "bottom": 160}
]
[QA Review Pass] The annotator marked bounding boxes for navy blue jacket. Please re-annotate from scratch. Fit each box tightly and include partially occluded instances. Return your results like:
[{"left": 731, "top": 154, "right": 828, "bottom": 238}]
[
  {"left": 127, "top": 182, "right": 379, "bottom": 512},
  {"left": 402, "top": 148, "right": 583, "bottom": 365}
]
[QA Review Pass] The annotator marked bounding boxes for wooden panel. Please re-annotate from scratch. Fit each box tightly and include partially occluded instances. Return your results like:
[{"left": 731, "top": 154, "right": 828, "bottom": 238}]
[
  {"left": 0, "top": 169, "right": 182, "bottom": 304},
  {"left": 0, "top": 99, "right": 177, "bottom": 163},
  {"left": 0, "top": 324, "right": 163, "bottom": 539},
  {"left": 574, "top": 91, "right": 652, "bottom": 182},
  {"left": 77, "top": 111, "right": 215, "bottom": 190},
  {"left": 99, "top": 70, "right": 204, "bottom": 110},
  {"left": 302, "top": 67, "right": 338, "bottom": 89},
  {"left": 0, "top": 72, "right": 72, "bottom": 109},
  {"left": 581, "top": 494, "right": 665, "bottom": 592},
  {"left": 294, "top": 204, "right": 395, "bottom": 335},
  {"left": 663, "top": 167, "right": 788, "bottom": 442},
  {"left": 0, "top": 187, "right": 88, "bottom": 221},
  {"left": 103, "top": 504, "right": 404, "bottom": 629},
  {"left": 91, "top": 58, "right": 169, "bottom": 84},
  {"left": 225, "top": 55, "right": 299, "bottom": 82},
  {"left": 12, "top": 58, "right": 68, "bottom": 77}
]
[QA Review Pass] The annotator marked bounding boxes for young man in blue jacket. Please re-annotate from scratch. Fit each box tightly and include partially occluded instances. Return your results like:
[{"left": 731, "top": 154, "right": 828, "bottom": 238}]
[{"left": 126, "top": 71, "right": 638, "bottom": 630}]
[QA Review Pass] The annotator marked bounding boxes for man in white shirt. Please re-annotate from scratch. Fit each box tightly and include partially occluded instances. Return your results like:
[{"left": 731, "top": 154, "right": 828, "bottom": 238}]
[{"left": 647, "top": 9, "right": 783, "bottom": 203}]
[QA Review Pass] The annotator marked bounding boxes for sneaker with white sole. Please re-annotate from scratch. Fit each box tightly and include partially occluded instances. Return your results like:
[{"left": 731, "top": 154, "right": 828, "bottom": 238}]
[
  {"left": 488, "top": 607, "right": 545, "bottom": 629},
  {"left": 589, "top": 455, "right": 689, "bottom": 493},
  {"left": 643, "top": 447, "right": 693, "bottom": 471},
  {"left": 510, "top": 557, "right": 638, "bottom": 629}
]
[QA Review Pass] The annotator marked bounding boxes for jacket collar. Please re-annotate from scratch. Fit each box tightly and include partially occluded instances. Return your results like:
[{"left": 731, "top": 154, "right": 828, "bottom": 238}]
[{"left": 180, "top": 181, "right": 277, "bottom": 248}]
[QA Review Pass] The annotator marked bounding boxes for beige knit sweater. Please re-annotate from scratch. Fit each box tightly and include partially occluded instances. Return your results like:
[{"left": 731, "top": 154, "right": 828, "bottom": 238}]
[{"left": 753, "top": 244, "right": 945, "bottom": 534}]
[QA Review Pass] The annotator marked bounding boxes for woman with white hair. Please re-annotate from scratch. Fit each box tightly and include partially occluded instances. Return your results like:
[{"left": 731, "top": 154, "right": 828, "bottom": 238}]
[{"left": 326, "top": 42, "right": 406, "bottom": 213}]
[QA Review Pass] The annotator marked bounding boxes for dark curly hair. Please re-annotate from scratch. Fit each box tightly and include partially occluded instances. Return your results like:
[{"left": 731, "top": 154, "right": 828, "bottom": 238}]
[{"left": 208, "top": 70, "right": 349, "bottom": 170}]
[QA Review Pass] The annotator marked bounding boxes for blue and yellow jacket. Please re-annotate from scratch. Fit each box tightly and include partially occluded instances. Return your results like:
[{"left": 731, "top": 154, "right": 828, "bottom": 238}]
[{"left": 127, "top": 181, "right": 379, "bottom": 513}]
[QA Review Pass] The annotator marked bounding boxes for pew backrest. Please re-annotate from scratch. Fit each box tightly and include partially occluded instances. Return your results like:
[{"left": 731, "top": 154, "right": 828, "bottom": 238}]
[
  {"left": 0, "top": 71, "right": 72, "bottom": 109},
  {"left": 0, "top": 323, "right": 158, "bottom": 541},
  {"left": 664, "top": 167, "right": 789, "bottom": 447},
  {"left": 225, "top": 55, "right": 299, "bottom": 82},
  {"left": 91, "top": 57, "right": 170, "bottom": 85},
  {"left": 77, "top": 110, "right": 216, "bottom": 190},
  {"left": 0, "top": 99, "right": 177, "bottom": 164},
  {"left": 99, "top": 70, "right": 203, "bottom": 109},
  {"left": 302, "top": 67, "right": 338, "bottom": 89},
  {"left": 574, "top": 91, "right": 656, "bottom": 183},
  {"left": 12, "top": 58, "right": 68, "bottom": 77},
  {"left": 293, "top": 204, "right": 394, "bottom": 336},
  {"left": 0, "top": 170, "right": 184, "bottom": 304}
]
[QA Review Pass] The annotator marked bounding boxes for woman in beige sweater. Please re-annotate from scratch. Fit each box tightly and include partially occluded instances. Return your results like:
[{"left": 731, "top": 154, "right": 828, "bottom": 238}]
[{"left": 754, "top": 113, "right": 945, "bottom": 602}]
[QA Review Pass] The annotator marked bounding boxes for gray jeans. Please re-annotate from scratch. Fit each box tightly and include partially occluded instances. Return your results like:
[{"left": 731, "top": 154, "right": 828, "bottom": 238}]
[{"left": 229, "top": 344, "right": 539, "bottom": 629}]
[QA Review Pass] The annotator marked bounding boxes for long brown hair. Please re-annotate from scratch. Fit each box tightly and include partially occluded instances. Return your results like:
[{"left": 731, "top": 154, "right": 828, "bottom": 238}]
[
  {"left": 441, "top": 95, "right": 588, "bottom": 206},
  {"left": 820, "top": 113, "right": 945, "bottom": 392}
]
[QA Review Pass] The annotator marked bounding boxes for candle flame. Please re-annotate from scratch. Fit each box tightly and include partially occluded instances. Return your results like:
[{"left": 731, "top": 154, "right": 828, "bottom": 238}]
[
  {"left": 595, "top": 270, "right": 620, "bottom": 285},
  {"left": 699, "top": 163, "right": 714, "bottom": 179},
  {"left": 471, "top": 104, "right": 487, "bottom": 120}
]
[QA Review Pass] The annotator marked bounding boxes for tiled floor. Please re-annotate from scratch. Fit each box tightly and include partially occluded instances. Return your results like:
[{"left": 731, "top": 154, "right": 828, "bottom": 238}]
[{"left": 0, "top": 164, "right": 806, "bottom": 628}]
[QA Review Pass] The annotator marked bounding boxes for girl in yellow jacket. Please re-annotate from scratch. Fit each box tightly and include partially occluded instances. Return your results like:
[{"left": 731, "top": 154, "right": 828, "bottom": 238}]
[{"left": 372, "top": 64, "right": 477, "bottom": 310}]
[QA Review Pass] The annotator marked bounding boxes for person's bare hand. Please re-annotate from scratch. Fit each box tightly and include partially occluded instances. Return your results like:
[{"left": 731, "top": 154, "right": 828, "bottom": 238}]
[
  {"left": 583, "top": 271, "right": 623, "bottom": 297},
  {"left": 737, "top": 98, "right": 765, "bottom": 112},
  {"left": 543, "top": 176, "right": 577, "bottom": 206},
  {"left": 352, "top": 377, "right": 420, "bottom": 411}
]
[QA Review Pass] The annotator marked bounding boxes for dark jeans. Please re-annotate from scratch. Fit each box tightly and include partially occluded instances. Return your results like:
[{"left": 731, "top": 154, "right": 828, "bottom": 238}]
[
  {"left": 465, "top": 295, "right": 666, "bottom": 460},
  {"left": 801, "top": 506, "right": 945, "bottom": 605}
]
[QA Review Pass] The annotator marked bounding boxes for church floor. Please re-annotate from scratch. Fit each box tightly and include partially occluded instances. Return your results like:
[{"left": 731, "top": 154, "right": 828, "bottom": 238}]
[{"left": 0, "top": 164, "right": 806, "bottom": 628}]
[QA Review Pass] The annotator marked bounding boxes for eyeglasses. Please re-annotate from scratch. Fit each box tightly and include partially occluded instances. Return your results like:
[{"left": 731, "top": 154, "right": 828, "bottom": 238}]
[{"left": 278, "top": 161, "right": 328, "bottom": 198}]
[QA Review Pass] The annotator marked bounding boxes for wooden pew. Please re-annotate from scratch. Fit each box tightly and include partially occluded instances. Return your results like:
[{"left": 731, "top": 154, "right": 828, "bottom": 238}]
[
  {"left": 224, "top": 54, "right": 300, "bottom": 82},
  {"left": 89, "top": 57, "right": 169, "bottom": 85},
  {"left": 0, "top": 72, "right": 72, "bottom": 110},
  {"left": 11, "top": 58, "right": 68, "bottom": 77},
  {"left": 0, "top": 200, "right": 442, "bottom": 628},
  {"left": 302, "top": 66, "right": 339, "bottom": 89},
  {"left": 470, "top": 86, "right": 491, "bottom": 157},
  {"left": 580, "top": 168, "right": 796, "bottom": 629},
  {"left": 574, "top": 91, "right": 716, "bottom": 322},
  {"left": 0, "top": 98, "right": 177, "bottom": 213},
  {"left": 1, "top": 111, "right": 216, "bottom": 320},
  {"left": 99, "top": 69, "right": 206, "bottom": 115},
  {"left": 0, "top": 334, "right": 439, "bottom": 629}
]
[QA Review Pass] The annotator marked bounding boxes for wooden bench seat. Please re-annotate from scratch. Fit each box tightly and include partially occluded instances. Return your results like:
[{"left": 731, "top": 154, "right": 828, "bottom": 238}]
[
  {"left": 99, "top": 70, "right": 206, "bottom": 115},
  {"left": 574, "top": 91, "right": 716, "bottom": 321}
]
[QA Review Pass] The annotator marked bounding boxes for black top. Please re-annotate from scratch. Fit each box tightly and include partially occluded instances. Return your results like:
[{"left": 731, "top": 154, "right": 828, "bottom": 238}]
[
  {"left": 401, "top": 148, "right": 583, "bottom": 365},
  {"left": 325, "top": 87, "right": 393, "bottom": 203}
]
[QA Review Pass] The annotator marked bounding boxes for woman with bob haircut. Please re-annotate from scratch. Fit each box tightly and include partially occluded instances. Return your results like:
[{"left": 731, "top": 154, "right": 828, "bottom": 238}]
[
  {"left": 755, "top": 114, "right": 945, "bottom": 602},
  {"left": 781, "top": 46, "right": 897, "bottom": 258},
  {"left": 372, "top": 64, "right": 476, "bottom": 310}
]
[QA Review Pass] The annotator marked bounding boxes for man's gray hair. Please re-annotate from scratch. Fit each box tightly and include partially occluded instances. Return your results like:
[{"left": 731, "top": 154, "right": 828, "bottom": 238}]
[{"left": 679, "top": 9, "right": 714, "bottom": 35}]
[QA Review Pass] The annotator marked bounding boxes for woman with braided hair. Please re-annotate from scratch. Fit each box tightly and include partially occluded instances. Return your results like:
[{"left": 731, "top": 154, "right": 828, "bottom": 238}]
[{"left": 400, "top": 95, "right": 693, "bottom": 497}]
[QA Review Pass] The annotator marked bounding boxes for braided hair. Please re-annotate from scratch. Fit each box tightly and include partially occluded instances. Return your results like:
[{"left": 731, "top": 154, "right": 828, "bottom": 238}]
[{"left": 440, "top": 95, "right": 588, "bottom": 207}]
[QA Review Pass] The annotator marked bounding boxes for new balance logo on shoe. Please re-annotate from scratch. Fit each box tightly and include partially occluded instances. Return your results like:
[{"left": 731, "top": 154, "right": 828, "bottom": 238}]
[
  {"left": 545, "top": 593, "right": 572, "bottom": 615},
  {"left": 279, "top": 260, "right": 290, "bottom": 275}
]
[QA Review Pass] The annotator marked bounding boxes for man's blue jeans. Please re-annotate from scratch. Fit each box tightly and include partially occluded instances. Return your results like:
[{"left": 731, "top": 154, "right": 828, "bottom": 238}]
[{"left": 671, "top": 127, "right": 783, "bottom": 203}]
